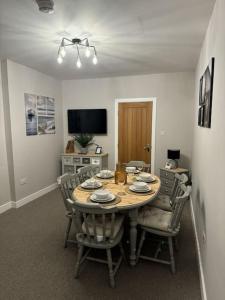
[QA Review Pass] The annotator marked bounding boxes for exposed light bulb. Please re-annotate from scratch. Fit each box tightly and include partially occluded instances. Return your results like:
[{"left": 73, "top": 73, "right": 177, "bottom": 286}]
[
  {"left": 85, "top": 47, "right": 91, "bottom": 58},
  {"left": 76, "top": 56, "right": 82, "bottom": 68},
  {"left": 60, "top": 46, "right": 66, "bottom": 58},
  {"left": 57, "top": 55, "right": 63, "bottom": 64},
  {"left": 93, "top": 54, "right": 98, "bottom": 65}
]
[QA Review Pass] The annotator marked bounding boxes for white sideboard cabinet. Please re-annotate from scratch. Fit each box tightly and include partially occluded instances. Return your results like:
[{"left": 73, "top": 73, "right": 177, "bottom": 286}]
[{"left": 61, "top": 152, "right": 108, "bottom": 174}]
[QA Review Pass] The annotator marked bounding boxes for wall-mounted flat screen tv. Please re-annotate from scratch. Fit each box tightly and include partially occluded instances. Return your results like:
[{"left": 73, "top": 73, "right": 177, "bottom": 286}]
[{"left": 67, "top": 109, "right": 107, "bottom": 134}]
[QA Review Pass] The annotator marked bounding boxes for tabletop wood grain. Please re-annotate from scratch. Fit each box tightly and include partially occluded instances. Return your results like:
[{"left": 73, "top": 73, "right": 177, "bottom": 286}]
[{"left": 72, "top": 174, "right": 161, "bottom": 210}]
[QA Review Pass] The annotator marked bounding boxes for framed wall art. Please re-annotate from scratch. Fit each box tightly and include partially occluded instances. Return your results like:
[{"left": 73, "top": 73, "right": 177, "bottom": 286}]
[{"left": 198, "top": 57, "right": 215, "bottom": 128}]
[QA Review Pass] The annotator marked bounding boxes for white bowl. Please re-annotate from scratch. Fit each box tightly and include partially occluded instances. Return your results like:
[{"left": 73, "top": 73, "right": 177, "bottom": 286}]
[
  {"left": 100, "top": 170, "right": 112, "bottom": 177},
  {"left": 94, "top": 189, "right": 110, "bottom": 199},
  {"left": 133, "top": 181, "right": 148, "bottom": 190},
  {"left": 126, "top": 166, "right": 136, "bottom": 173},
  {"left": 139, "top": 173, "right": 152, "bottom": 180},
  {"left": 85, "top": 179, "right": 97, "bottom": 186}
]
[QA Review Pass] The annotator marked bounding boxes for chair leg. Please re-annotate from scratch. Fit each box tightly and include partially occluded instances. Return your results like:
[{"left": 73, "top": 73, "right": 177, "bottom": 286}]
[
  {"left": 119, "top": 242, "right": 127, "bottom": 265},
  {"left": 64, "top": 217, "right": 72, "bottom": 248},
  {"left": 74, "top": 245, "right": 84, "bottom": 278},
  {"left": 173, "top": 236, "right": 179, "bottom": 251},
  {"left": 168, "top": 237, "right": 176, "bottom": 274},
  {"left": 106, "top": 249, "right": 115, "bottom": 288},
  {"left": 136, "top": 230, "right": 146, "bottom": 263}
]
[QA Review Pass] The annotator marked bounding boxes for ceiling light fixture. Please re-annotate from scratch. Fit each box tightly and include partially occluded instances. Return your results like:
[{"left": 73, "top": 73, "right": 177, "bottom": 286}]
[
  {"left": 36, "top": 0, "right": 54, "bottom": 14},
  {"left": 57, "top": 37, "right": 98, "bottom": 68}
]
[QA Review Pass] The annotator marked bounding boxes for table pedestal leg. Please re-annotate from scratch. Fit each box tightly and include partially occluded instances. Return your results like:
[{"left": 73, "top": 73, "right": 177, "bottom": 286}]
[{"left": 129, "top": 208, "right": 138, "bottom": 266}]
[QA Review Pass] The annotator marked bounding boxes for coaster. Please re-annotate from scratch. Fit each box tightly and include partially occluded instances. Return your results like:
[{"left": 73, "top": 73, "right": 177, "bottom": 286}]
[{"left": 125, "top": 186, "right": 155, "bottom": 196}]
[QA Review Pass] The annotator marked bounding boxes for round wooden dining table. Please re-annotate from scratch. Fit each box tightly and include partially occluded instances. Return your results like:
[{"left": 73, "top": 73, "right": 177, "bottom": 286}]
[{"left": 72, "top": 173, "right": 161, "bottom": 266}]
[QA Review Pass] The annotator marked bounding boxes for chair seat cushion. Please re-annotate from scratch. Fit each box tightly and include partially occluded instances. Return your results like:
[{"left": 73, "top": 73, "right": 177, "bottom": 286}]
[
  {"left": 138, "top": 206, "right": 172, "bottom": 231},
  {"left": 82, "top": 215, "right": 124, "bottom": 239},
  {"left": 150, "top": 194, "right": 172, "bottom": 211}
]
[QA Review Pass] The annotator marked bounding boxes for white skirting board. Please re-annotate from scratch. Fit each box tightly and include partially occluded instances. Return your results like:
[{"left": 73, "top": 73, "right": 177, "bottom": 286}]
[
  {"left": 190, "top": 197, "right": 207, "bottom": 300},
  {"left": 0, "top": 201, "right": 13, "bottom": 214},
  {"left": 0, "top": 183, "right": 57, "bottom": 213}
]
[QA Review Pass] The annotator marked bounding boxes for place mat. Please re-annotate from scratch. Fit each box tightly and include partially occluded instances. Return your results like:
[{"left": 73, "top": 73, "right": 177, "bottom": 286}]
[
  {"left": 94, "top": 175, "right": 114, "bottom": 180},
  {"left": 87, "top": 195, "right": 121, "bottom": 206},
  {"left": 125, "top": 186, "right": 155, "bottom": 196},
  {"left": 77, "top": 185, "right": 102, "bottom": 192}
]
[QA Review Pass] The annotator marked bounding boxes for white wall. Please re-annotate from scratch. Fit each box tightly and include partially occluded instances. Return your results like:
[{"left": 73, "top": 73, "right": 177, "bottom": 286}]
[
  {"left": 4, "top": 60, "right": 63, "bottom": 202},
  {"left": 62, "top": 72, "right": 194, "bottom": 172},
  {"left": 192, "top": 0, "right": 225, "bottom": 299},
  {"left": 0, "top": 63, "right": 11, "bottom": 206}
]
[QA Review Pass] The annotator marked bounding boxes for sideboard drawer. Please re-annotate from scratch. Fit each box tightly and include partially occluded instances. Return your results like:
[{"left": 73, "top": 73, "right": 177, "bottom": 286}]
[
  {"left": 160, "top": 170, "right": 175, "bottom": 180},
  {"left": 62, "top": 156, "right": 73, "bottom": 165},
  {"left": 160, "top": 178, "right": 174, "bottom": 188},
  {"left": 160, "top": 186, "right": 172, "bottom": 195},
  {"left": 91, "top": 158, "right": 101, "bottom": 165},
  {"left": 82, "top": 157, "right": 91, "bottom": 164}
]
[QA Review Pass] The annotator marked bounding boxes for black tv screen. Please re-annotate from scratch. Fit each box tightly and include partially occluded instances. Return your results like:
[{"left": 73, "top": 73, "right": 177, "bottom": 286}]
[{"left": 68, "top": 109, "right": 107, "bottom": 134}]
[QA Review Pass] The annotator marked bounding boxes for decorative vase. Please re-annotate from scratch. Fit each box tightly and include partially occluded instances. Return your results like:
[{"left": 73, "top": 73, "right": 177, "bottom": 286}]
[{"left": 80, "top": 147, "right": 88, "bottom": 154}]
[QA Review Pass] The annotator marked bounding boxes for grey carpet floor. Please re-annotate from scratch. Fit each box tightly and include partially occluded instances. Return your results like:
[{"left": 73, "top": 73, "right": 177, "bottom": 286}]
[{"left": 0, "top": 189, "right": 201, "bottom": 300}]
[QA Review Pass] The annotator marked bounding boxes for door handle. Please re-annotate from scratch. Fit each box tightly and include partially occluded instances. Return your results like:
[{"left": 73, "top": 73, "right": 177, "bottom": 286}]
[{"left": 144, "top": 144, "right": 151, "bottom": 152}]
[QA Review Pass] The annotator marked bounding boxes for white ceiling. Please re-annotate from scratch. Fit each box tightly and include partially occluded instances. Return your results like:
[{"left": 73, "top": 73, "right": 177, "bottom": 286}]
[{"left": 0, "top": 0, "right": 215, "bottom": 80}]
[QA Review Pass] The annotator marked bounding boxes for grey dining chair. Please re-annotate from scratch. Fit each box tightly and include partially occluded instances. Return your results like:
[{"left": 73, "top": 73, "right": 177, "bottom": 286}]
[
  {"left": 125, "top": 160, "right": 151, "bottom": 173},
  {"left": 136, "top": 184, "right": 191, "bottom": 273},
  {"left": 90, "top": 165, "right": 100, "bottom": 175},
  {"left": 77, "top": 165, "right": 93, "bottom": 183},
  {"left": 67, "top": 199, "right": 126, "bottom": 288},
  {"left": 150, "top": 173, "right": 189, "bottom": 211},
  {"left": 57, "top": 173, "right": 80, "bottom": 247}
]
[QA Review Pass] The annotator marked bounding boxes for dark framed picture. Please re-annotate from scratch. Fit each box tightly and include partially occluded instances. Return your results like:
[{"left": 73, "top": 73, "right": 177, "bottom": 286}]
[
  {"left": 198, "top": 57, "right": 215, "bottom": 128},
  {"left": 199, "top": 76, "right": 205, "bottom": 105},
  {"left": 198, "top": 106, "right": 204, "bottom": 127},
  {"left": 203, "top": 58, "right": 214, "bottom": 128},
  {"left": 95, "top": 146, "right": 102, "bottom": 154}
]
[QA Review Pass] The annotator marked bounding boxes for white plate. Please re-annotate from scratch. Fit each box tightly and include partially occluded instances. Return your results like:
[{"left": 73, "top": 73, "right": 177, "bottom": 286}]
[
  {"left": 81, "top": 182, "right": 102, "bottom": 189},
  {"left": 90, "top": 193, "right": 116, "bottom": 203},
  {"left": 96, "top": 173, "right": 114, "bottom": 179},
  {"left": 129, "top": 185, "right": 151, "bottom": 193},
  {"left": 136, "top": 176, "right": 155, "bottom": 183}
]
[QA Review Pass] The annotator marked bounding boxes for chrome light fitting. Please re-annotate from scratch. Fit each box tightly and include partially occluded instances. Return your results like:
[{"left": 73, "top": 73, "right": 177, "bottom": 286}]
[
  {"left": 57, "top": 37, "right": 98, "bottom": 68},
  {"left": 36, "top": 0, "right": 54, "bottom": 14}
]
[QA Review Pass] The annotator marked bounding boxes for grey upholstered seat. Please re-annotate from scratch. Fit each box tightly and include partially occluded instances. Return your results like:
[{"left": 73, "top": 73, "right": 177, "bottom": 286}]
[
  {"left": 138, "top": 206, "right": 172, "bottom": 231},
  {"left": 137, "top": 184, "right": 191, "bottom": 273},
  {"left": 67, "top": 199, "right": 126, "bottom": 288},
  {"left": 57, "top": 173, "right": 80, "bottom": 247}
]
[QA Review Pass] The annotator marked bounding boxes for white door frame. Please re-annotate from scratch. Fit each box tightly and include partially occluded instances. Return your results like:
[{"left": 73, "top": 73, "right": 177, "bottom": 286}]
[{"left": 115, "top": 97, "right": 157, "bottom": 173}]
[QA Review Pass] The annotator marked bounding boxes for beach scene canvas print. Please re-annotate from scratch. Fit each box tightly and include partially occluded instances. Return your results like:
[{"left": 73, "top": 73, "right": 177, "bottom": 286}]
[{"left": 25, "top": 93, "right": 55, "bottom": 136}]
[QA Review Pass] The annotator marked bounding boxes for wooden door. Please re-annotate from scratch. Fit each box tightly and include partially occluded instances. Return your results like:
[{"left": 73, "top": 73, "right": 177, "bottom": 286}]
[{"left": 118, "top": 102, "right": 152, "bottom": 164}]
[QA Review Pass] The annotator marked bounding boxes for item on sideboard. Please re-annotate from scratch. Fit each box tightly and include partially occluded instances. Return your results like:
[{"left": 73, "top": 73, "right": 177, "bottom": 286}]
[
  {"left": 65, "top": 139, "right": 75, "bottom": 153},
  {"left": 74, "top": 134, "right": 94, "bottom": 154},
  {"left": 165, "top": 149, "right": 180, "bottom": 170},
  {"left": 95, "top": 146, "right": 102, "bottom": 154},
  {"left": 115, "top": 163, "right": 127, "bottom": 185}
]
